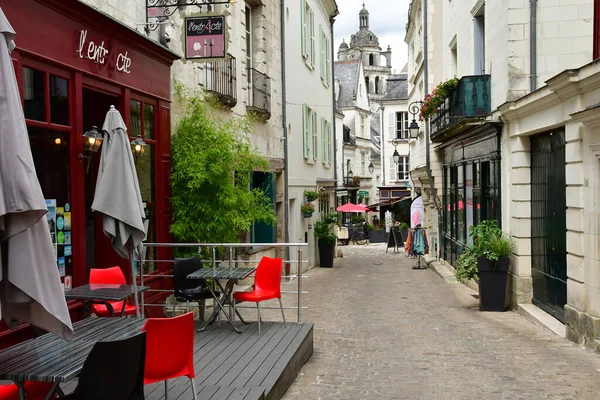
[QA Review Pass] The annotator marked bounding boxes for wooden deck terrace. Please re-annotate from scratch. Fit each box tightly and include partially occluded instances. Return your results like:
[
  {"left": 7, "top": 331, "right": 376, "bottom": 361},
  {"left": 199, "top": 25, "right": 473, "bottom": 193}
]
[{"left": 63, "top": 320, "right": 313, "bottom": 400}]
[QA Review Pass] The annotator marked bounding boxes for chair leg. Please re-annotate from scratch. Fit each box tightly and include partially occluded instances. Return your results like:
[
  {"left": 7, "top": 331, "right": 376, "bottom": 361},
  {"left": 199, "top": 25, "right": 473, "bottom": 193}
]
[
  {"left": 186, "top": 300, "right": 190, "bottom": 313},
  {"left": 257, "top": 302, "right": 261, "bottom": 335},
  {"left": 172, "top": 296, "right": 176, "bottom": 317},
  {"left": 190, "top": 377, "right": 198, "bottom": 400},
  {"left": 278, "top": 298, "right": 287, "bottom": 327},
  {"left": 164, "top": 380, "right": 168, "bottom": 400}
]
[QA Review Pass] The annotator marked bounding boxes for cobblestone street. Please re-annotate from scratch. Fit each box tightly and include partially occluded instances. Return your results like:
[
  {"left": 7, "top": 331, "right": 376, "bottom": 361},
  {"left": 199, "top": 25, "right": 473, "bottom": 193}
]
[{"left": 279, "top": 244, "right": 600, "bottom": 399}]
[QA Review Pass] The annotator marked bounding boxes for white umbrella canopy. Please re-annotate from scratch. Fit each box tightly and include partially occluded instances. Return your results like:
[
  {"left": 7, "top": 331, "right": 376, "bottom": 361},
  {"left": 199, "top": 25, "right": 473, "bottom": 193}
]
[
  {"left": 91, "top": 105, "right": 146, "bottom": 316},
  {"left": 0, "top": 8, "right": 73, "bottom": 340}
]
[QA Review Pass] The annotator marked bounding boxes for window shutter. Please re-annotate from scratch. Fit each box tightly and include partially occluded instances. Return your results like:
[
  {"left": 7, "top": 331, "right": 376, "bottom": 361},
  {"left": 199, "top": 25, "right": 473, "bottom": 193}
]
[
  {"left": 312, "top": 111, "right": 318, "bottom": 160},
  {"left": 327, "top": 122, "right": 332, "bottom": 165},
  {"left": 303, "top": 104, "right": 308, "bottom": 159},
  {"left": 320, "top": 26, "right": 324, "bottom": 79},
  {"left": 388, "top": 112, "right": 395, "bottom": 138},
  {"left": 326, "top": 37, "right": 331, "bottom": 84},
  {"left": 321, "top": 117, "right": 326, "bottom": 163},
  {"left": 301, "top": 0, "right": 306, "bottom": 58},
  {"left": 388, "top": 156, "right": 396, "bottom": 182},
  {"left": 310, "top": 10, "right": 315, "bottom": 66}
]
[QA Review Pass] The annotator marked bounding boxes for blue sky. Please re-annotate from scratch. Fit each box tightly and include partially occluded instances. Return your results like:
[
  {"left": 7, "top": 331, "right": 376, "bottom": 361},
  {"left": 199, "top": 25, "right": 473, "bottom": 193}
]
[{"left": 334, "top": 0, "right": 410, "bottom": 73}]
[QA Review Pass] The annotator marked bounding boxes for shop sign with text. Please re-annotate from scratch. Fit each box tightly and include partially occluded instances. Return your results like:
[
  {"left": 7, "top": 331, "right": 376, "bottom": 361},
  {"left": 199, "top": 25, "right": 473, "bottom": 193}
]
[
  {"left": 75, "top": 30, "right": 132, "bottom": 74},
  {"left": 185, "top": 16, "right": 225, "bottom": 59}
]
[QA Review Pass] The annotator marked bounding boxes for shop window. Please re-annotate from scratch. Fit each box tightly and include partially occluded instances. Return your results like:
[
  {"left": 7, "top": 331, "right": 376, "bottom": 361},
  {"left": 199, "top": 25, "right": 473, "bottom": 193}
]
[
  {"left": 50, "top": 75, "right": 69, "bottom": 126},
  {"left": 251, "top": 172, "right": 276, "bottom": 243},
  {"left": 130, "top": 98, "right": 157, "bottom": 272},
  {"left": 456, "top": 164, "right": 465, "bottom": 241},
  {"left": 23, "top": 67, "right": 45, "bottom": 122},
  {"left": 27, "top": 127, "right": 72, "bottom": 279}
]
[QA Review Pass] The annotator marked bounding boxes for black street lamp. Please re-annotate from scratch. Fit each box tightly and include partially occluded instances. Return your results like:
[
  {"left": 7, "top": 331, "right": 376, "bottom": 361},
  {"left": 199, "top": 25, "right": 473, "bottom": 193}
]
[
  {"left": 367, "top": 155, "right": 378, "bottom": 175},
  {"left": 407, "top": 101, "right": 423, "bottom": 139},
  {"left": 346, "top": 169, "right": 354, "bottom": 186}
]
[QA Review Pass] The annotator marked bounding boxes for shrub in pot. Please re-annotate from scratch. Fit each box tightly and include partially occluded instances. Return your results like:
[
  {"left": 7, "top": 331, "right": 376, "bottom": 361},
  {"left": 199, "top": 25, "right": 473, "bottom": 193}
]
[
  {"left": 314, "top": 214, "right": 338, "bottom": 268},
  {"left": 304, "top": 190, "right": 319, "bottom": 202},
  {"left": 455, "top": 220, "right": 514, "bottom": 311}
]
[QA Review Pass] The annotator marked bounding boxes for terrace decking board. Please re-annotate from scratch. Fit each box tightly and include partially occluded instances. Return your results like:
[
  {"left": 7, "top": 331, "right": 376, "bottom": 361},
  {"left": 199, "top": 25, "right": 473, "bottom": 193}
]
[{"left": 144, "top": 321, "right": 312, "bottom": 400}]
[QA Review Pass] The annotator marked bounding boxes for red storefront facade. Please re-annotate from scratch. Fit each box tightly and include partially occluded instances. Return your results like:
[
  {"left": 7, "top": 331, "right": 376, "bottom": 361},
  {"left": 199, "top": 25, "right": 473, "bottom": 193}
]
[{"left": 1, "top": 0, "right": 178, "bottom": 347}]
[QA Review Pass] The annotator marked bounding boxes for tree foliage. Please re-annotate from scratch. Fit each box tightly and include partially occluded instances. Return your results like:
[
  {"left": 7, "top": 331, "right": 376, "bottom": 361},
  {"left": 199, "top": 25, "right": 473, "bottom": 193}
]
[{"left": 170, "top": 83, "right": 276, "bottom": 245}]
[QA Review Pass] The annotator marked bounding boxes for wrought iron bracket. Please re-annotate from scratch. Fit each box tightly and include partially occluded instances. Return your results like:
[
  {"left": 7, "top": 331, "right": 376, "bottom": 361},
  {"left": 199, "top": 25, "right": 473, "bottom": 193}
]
[{"left": 146, "top": 0, "right": 231, "bottom": 32}]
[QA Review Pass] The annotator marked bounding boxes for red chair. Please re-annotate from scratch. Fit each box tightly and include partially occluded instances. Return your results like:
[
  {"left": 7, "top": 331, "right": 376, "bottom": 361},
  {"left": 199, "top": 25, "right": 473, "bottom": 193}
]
[
  {"left": 0, "top": 382, "right": 56, "bottom": 399},
  {"left": 233, "top": 256, "right": 286, "bottom": 335},
  {"left": 89, "top": 267, "right": 138, "bottom": 317},
  {"left": 142, "top": 312, "right": 197, "bottom": 400}
]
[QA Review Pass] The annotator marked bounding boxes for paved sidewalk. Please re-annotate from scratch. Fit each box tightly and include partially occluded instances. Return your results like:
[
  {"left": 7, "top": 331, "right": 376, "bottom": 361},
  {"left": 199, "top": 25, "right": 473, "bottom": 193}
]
[{"left": 278, "top": 244, "right": 600, "bottom": 400}]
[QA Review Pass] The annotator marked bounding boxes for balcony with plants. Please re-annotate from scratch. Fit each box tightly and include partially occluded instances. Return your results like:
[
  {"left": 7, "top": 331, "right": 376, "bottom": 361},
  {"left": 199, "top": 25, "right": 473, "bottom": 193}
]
[
  {"left": 420, "top": 75, "right": 491, "bottom": 142},
  {"left": 246, "top": 68, "right": 271, "bottom": 121},
  {"left": 205, "top": 55, "right": 237, "bottom": 108}
]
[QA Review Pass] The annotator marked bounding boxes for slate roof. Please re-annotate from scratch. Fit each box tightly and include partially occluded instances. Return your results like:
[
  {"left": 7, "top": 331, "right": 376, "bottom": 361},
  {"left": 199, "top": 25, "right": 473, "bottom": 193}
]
[
  {"left": 382, "top": 74, "right": 408, "bottom": 101},
  {"left": 334, "top": 60, "right": 360, "bottom": 108}
]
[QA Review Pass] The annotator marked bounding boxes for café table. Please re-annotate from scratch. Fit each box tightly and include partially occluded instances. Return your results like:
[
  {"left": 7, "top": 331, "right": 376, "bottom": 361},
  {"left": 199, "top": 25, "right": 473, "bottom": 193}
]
[
  {"left": 65, "top": 284, "right": 149, "bottom": 317},
  {"left": 187, "top": 266, "right": 256, "bottom": 333},
  {"left": 0, "top": 317, "right": 147, "bottom": 400}
]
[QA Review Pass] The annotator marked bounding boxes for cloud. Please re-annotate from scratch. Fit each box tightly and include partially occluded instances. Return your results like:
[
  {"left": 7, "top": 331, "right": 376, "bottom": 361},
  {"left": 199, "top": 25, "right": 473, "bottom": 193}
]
[{"left": 334, "top": 0, "right": 410, "bottom": 72}]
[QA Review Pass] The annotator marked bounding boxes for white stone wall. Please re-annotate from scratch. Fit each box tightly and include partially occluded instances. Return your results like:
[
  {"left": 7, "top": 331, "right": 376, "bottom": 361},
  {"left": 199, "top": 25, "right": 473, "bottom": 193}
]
[
  {"left": 499, "top": 63, "right": 600, "bottom": 346},
  {"left": 285, "top": 0, "right": 336, "bottom": 268},
  {"left": 79, "top": 0, "right": 147, "bottom": 32}
]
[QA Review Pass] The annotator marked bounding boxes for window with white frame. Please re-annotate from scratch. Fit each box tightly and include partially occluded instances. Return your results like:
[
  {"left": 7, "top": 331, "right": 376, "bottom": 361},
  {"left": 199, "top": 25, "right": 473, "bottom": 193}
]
[
  {"left": 396, "top": 112, "right": 409, "bottom": 139},
  {"left": 321, "top": 119, "right": 332, "bottom": 165},
  {"left": 397, "top": 156, "right": 410, "bottom": 181}
]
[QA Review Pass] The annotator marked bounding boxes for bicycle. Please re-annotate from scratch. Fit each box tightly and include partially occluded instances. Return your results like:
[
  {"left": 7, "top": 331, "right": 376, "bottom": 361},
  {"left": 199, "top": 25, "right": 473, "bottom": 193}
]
[{"left": 348, "top": 226, "right": 368, "bottom": 245}]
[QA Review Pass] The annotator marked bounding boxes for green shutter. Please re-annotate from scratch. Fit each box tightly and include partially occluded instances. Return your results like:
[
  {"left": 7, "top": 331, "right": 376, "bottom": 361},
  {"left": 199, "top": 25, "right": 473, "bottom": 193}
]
[
  {"left": 319, "top": 25, "right": 324, "bottom": 79},
  {"left": 310, "top": 10, "right": 315, "bottom": 66},
  {"left": 312, "top": 110, "right": 318, "bottom": 160},
  {"left": 303, "top": 104, "right": 308, "bottom": 159},
  {"left": 328, "top": 122, "right": 332, "bottom": 165},
  {"left": 321, "top": 117, "right": 326, "bottom": 163},
  {"left": 301, "top": 0, "right": 306, "bottom": 58},
  {"left": 326, "top": 37, "right": 331, "bottom": 84}
]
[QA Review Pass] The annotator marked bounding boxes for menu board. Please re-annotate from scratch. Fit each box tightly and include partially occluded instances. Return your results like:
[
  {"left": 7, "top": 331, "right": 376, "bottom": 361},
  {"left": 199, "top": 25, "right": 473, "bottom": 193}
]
[{"left": 46, "top": 200, "right": 73, "bottom": 284}]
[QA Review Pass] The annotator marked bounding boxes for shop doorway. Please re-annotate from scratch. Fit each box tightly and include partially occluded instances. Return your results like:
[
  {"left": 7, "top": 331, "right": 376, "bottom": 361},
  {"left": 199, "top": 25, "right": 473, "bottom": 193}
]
[
  {"left": 82, "top": 89, "right": 127, "bottom": 274},
  {"left": 530, "top": 129, "right": 567, "bottom": 322}
]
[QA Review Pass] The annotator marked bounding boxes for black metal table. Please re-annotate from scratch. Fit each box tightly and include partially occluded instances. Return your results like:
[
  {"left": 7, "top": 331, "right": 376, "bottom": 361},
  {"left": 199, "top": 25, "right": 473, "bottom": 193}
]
[
  {"left": 187, "top": 267, "right": 255, "bottom": 333},
  {"left": 0, "top": 317, "right": 147, "bottom": 400},
  {"left": 65, "top": 284, "right": 149, "bottom": 317}
]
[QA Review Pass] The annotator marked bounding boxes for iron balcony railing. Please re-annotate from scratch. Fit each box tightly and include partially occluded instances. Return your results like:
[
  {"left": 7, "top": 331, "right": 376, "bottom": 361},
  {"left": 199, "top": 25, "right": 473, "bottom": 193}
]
[
  {"left": 206, "top": 56, "right": 237, "bottom": 107},
  {"left": 430, "top": 74, "right": 491, "bottom": 140},
  {"left": 247, "top": 68, "right": 271, "bottom": 119}
]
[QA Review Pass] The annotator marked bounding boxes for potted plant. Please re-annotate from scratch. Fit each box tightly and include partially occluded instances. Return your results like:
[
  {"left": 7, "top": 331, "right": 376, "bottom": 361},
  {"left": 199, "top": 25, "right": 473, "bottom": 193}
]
[
  {"left": 314, "top": 214, "right": 338, "bottom": 268},
  {"left": 304, "top": 190, "right": 319, "bottom": 202},
  {"left": 455, "top": 220, "right": 514, "bottom": 311},
  {"left": 366, "top": 223, "right": 387, "bottom": 243},
  {"left": 301, "top": 202, "right": 314, "bottom": 218}
]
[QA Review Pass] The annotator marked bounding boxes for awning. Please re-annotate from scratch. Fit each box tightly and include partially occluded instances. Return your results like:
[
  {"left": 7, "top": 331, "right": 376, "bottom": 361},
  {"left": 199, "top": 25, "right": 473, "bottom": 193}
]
[{"left": 368, "top": 195, "right": 412, "bottom": 208}]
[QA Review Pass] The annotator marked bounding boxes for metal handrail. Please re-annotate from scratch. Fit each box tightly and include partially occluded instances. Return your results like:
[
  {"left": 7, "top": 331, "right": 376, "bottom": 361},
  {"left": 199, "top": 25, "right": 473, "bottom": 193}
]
[{"left": 139, "top": 242, "right": 308, "bottom": 323}]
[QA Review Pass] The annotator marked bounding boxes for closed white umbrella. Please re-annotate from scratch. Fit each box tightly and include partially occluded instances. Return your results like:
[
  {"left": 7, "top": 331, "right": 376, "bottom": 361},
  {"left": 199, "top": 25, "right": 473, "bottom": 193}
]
[
  {"left": 0, "top": 8, "right": 73, "bottom": 340},
  {"left": 91, "top": 105, "right": 146, "bottom": 317}
]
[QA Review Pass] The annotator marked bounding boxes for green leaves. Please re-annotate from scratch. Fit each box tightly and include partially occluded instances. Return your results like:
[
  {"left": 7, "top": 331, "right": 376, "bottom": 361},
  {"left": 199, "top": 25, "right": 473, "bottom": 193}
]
[{"left": 170, "top": 85, "right": 276, "bottom": 245}]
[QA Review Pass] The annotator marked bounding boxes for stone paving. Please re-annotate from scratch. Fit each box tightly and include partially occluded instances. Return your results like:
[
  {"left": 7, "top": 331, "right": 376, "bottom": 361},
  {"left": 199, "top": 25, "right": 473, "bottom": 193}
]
[{"left": 274, "top": 243, "right": 600, "bottom": 400}]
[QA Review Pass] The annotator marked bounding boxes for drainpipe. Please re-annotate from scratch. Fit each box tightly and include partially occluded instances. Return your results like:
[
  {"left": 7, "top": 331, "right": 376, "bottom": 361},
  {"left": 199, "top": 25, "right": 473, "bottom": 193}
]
[
  {"left": 423, "top": 0, "right": 442, "bottom": 258},
  {"left": 530, "top": 0, "right": 537, "bottom": 92},
  {"left": 331, "top": 15, "right": 339, "bottom": 206},
  {"left": 381, "top": 105, "right": 385, "bottom": 185},
  {"left": 280, "top": 0, "right": 289, "bottom": 256}
]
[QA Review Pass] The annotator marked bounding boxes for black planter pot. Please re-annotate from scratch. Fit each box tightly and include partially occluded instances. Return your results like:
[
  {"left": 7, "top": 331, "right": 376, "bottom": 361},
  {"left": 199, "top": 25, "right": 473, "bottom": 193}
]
[
  {"left": 477, "top": 257, "right": 509, "bottom": 311},
  {"left": 318, "top": 239, "right": 335, "bottom": 268},
  {"left": 367, "top": 229, "right": 387, "bottom": 243}
]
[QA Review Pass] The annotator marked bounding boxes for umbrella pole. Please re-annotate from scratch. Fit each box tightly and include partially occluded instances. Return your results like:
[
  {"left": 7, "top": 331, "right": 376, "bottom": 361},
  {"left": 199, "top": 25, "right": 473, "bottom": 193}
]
[{"left": 130, "top": 242, "right": 141, "bottom": 318}]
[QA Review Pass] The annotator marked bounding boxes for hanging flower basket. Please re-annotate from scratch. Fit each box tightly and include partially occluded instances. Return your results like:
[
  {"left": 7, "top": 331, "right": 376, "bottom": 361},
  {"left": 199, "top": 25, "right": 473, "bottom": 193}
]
[
  {"left": 301, "top": 202, "right": 315, "bottom": 218},
  {"left": 304, "top": 190, "right": 319, "bottom": 202},
  {"left": 419, "top": 77, "right": 459, "bottom": 121}
]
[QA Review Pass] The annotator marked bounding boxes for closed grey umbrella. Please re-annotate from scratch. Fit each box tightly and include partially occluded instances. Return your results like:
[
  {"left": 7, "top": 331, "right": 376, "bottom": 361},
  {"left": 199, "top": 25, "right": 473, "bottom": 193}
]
[
  {"left": 0, "top": 8, "right": 73, "bottom": 340},
  {"left": 91, "top": 105, "right": 146, "bottom": 317}
]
